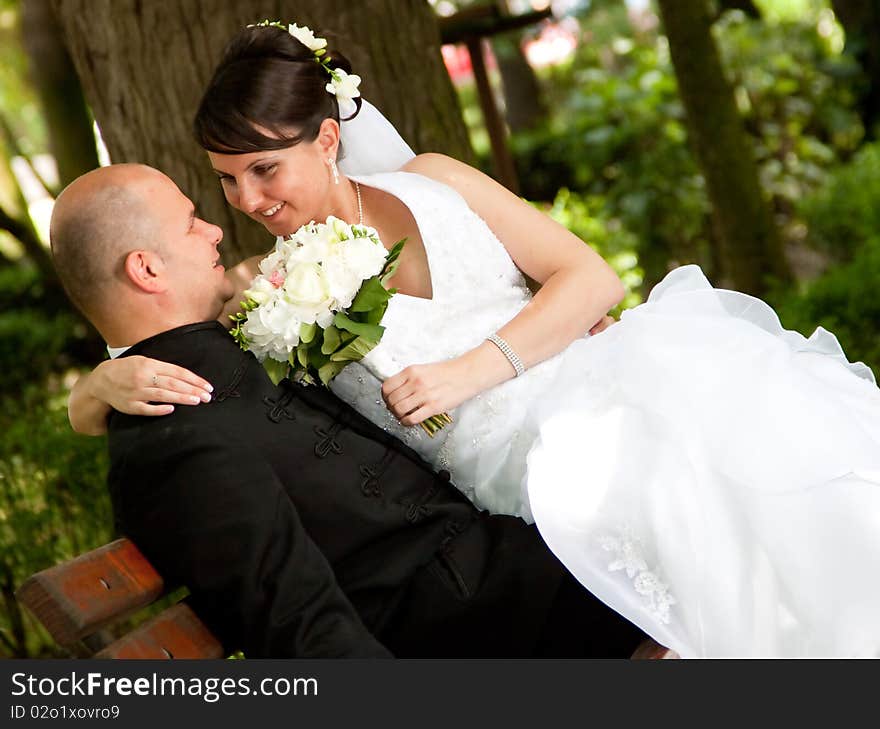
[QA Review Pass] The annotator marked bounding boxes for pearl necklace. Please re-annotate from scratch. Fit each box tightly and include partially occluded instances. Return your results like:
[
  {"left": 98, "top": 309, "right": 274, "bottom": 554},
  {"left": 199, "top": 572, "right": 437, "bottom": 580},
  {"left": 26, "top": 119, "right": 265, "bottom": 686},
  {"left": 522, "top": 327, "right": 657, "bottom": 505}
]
[{"left": 355, "top": 181, "right": 364, "bottom": 225}]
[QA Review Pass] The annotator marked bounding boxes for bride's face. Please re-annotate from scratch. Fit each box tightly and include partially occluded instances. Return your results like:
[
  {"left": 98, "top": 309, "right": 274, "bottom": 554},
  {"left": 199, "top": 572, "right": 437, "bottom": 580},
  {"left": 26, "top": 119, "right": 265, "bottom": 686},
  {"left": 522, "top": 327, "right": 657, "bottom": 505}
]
[{"left": 207, "top": 120, "right": 340, "bottom": 237}]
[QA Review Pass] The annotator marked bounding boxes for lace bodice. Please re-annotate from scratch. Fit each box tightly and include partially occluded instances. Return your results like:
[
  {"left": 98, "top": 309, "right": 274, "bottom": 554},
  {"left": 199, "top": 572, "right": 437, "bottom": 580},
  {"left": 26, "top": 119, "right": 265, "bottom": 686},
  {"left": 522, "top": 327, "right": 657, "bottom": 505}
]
[{"left": 329, "top": 171, "right": 559, "bottom": 519}]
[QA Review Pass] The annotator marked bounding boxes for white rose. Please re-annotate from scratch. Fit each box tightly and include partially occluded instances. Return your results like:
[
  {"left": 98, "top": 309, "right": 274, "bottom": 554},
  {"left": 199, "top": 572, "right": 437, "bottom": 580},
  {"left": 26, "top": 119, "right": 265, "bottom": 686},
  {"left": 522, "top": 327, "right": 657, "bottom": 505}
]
[
  {"left": 319, "top": 237, "right": 387, "bottom": 309},
  {"left": 283, "top": 262, "right": 335, "bottom": 325},
  {"left": 324, "top": 215, "right": 354, "bottom": 243},
  {"left": 286, "top": 228, "right": 331, "bottom": 264},
  {"left": 321, "top": 254, "right": 364, "bottom": 309},
  {"left": 259, "top": 247, "right": 287, "bottom": 277},
  {"left": 242, "top": 302, "right": 298, "bottom": 362},
  {"left": 325, "top": 69, "right": 361, "bottom": 118},
  {"left": 263, "top": 299, "right": 303, "bottom": 354},
  {"left": 344, "top": 235, "right": 388, "bottom": 280},
  {"left": 288, "top": 24, "right": 327, "bottom": 52},
  {"left": 243, "top": 276, "right": 277, "bottom": 305}
]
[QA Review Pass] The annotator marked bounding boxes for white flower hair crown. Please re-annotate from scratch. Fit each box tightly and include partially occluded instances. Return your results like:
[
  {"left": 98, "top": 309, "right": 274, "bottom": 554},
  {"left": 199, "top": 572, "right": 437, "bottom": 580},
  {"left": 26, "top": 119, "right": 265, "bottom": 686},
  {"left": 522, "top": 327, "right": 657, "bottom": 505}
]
[{"left": 250, "top": 20, "right": 362, "bottom": 118}]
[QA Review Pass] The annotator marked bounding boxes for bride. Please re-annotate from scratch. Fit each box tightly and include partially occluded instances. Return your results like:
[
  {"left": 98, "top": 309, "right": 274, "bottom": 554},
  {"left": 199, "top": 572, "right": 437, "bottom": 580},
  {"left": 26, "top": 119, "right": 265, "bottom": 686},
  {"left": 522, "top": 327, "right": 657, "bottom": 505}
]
[{"left": 70, "top": 22, "right": 880, "bottom": 657}]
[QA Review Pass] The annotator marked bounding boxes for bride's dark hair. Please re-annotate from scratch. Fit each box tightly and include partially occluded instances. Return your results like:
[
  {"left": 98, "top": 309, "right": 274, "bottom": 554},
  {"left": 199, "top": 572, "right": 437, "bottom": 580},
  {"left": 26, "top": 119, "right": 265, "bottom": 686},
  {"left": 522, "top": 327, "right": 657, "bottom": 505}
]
[{"left": 194, "top": 24, "right": 362, "bottom": 154}]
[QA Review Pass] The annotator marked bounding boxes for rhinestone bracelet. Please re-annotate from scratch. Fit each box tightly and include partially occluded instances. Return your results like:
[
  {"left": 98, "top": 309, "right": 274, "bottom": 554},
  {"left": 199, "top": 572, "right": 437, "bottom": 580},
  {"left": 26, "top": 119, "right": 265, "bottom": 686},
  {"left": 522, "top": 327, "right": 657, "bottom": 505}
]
[{"left": 487, "top": 333, "right": 525, "bottom": 377}]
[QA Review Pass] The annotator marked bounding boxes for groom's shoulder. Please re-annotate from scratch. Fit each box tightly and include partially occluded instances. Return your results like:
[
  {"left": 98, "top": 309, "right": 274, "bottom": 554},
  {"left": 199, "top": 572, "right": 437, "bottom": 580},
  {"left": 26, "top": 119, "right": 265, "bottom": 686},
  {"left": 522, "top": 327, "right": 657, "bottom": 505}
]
[
  {"left": 105, "top": 405, "right": 258, "bottom": 508},
  {"left": 107, "top": 406, "right": 224, "bottom": 465},
  {"left": 123, "top": 322, "right": 242, "bottom": 370}
]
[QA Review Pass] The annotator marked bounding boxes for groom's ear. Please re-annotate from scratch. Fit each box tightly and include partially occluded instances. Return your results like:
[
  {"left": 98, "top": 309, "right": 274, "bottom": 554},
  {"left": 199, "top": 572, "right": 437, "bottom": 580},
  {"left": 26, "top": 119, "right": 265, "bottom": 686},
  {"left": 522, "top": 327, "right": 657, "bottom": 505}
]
[
  {"left": 316, "top": 118, "right": 340, "bottom": 158},
  {"left": 123, "top": 250, "right": 166, "bottom": 293}
]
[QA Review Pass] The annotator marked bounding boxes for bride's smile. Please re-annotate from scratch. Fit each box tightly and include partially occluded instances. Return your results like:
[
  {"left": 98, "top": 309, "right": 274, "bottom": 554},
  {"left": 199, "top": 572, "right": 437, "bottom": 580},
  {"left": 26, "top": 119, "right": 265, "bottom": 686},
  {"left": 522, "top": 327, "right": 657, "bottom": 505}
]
[{"left": 208, "top": 126, "right": 361, "bottom": 239}]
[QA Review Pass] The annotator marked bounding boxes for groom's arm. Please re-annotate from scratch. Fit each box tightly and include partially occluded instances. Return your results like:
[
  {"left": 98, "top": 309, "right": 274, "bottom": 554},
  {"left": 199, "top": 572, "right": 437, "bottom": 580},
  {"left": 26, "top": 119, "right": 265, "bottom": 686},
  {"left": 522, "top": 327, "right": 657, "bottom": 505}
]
[{"left": 111, "top": 428, "right": 391, "bottom": 658}]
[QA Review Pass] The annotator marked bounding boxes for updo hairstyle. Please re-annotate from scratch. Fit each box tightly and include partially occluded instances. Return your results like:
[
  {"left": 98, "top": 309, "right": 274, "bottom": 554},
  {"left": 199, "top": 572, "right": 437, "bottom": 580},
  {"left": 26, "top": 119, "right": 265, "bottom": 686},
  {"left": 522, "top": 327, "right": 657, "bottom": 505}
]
[{"left": 194, "top": 24, "right": 362, "bottom": 154}]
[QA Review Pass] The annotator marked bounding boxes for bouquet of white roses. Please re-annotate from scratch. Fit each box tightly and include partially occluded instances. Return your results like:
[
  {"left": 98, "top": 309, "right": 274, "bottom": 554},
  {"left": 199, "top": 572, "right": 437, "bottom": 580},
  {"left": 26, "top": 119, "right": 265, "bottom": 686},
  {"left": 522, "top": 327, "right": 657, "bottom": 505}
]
[{"left": 230, "top": 216, "right": 451, "bottom": 436}]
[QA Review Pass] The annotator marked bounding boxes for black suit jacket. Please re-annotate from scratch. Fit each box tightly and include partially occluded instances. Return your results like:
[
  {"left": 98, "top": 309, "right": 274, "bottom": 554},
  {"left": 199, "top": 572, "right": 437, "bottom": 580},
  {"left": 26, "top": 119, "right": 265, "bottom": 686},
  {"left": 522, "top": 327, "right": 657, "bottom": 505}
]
[{"left": 107, "top": 322, "right": 567, "bottom": 658}]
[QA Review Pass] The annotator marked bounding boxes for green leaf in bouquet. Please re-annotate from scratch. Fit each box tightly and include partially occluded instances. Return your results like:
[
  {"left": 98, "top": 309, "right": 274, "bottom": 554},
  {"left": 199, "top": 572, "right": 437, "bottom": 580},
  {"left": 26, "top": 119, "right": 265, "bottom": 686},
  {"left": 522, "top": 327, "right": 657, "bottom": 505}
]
[
  {"left": 321, "top": 325, "right": 342, "bottom": 355},
  {"left": 334, "top": 311, "right": 385, "bottom": 341},
  {"left": 296, "top": 343, "right": 310, "bottom": 369},
  {"left": 380, "top": 238, "right": 407, "bottom": 286},
  {"left": 349, "top": 276, "right": 393, "bottom": 312},
  {"left": 307, "top": 347, "right": 329, "bottom": 370},
  {"left": 329, "top": 334, "right": 379, "bottom": 362},
  {"left": 318, "top": 359, "right": 349, "bottom": 386},
  {"left": 262, "top": 357, "right": 289, "bottom": 386},
  {"left": 230, "top": 323, "right": 248, "bottom": 351},
  {"left": 299, "top": 322, "right": 318, "bottom": 344},
  {"left": 363, "top": 300, "right": 389, "bottom": 326}
]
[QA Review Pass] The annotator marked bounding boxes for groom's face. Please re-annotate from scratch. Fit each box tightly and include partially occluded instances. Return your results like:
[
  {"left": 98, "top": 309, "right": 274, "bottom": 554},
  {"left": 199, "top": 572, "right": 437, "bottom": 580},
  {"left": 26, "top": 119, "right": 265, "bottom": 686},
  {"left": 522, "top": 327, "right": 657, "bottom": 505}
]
[{"left": 149, "top": 175, "right": 234, "bottom": 320}]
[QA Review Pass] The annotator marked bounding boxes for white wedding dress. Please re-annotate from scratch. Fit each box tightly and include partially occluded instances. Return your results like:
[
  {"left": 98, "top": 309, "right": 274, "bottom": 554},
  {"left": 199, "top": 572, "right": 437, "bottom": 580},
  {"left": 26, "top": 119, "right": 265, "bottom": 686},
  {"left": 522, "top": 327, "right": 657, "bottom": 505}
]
[{"left": 328, "top": 170, "right": 880, "bottom": 657}]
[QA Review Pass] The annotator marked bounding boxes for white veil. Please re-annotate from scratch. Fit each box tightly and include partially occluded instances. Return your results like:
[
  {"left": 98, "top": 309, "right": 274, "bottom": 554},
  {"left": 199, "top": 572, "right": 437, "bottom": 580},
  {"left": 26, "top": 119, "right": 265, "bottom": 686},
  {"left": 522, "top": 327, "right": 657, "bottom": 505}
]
[{"left": 337, "top": 99, "right": 415, "bottom": 176}]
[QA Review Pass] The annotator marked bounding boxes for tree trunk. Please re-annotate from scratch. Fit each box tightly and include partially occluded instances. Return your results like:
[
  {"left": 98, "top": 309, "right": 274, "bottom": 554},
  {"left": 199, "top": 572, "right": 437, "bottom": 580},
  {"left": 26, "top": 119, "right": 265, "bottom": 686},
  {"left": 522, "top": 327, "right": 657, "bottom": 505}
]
[
  {"left": 491, "top": 0, "right": 546, "bottom": 133},
  {"left": 657, "top": 0, "right": 789, "bottom": 295},
  {"left": 52, "top": 0, "right": 473, "bottom": 262},
  {"left": 20, "top": 0, "right": 99, "bottom": 190},
  {"left": 493, "top": 34, "right": 546, "bottom": 133},
  {"left": 830, "top": 0, "right": 880, "bottom": 139}
]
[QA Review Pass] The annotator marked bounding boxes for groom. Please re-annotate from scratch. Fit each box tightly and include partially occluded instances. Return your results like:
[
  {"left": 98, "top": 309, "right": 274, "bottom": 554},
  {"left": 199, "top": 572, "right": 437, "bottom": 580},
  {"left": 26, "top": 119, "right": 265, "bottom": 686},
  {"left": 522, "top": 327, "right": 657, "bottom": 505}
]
[{"left": 49, "top": 163, "right": 647, "bottom": 658}]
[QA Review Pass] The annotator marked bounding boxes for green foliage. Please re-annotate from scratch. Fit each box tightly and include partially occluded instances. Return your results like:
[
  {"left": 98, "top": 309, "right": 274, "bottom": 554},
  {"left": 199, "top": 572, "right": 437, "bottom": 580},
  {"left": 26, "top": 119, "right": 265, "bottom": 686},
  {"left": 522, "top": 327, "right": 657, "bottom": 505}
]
[
  {"left": 754, "top": 0, "right": 833, "bottom": 25},
  {"left": 797, "top": 142, "right": 880, "bottom": 260},
  {"left": 491, "top": 4, "right": 862, "bottom": 287},
  {"left": 0, "top": 386, "right": 111, "bottom": 657},
  {"left": 539, "top": 188, "right": 644, "bottom": 312},
  {"left": 513, "top": 33, "right": 711, "bottom": 283},
  {"left": 715, "top": 10, "right": 862, "bottom": 205},
  {"left": 772, "top": 140, "right": 880, "bottom": 376},
  {"left": 0, "top": 263, "right": 111, "bottom": 657},
  {"left": 0, "top": 267, "right": 84, "bottom": 396},
  {"left": 773, "top": 236, "right": 880, "bottom": 376},
  {"left": 0, "top": 2, "right": 48, "bottom": 156},
  {"left": 0, "top": 15, "right": 106, "bottom": 649}
]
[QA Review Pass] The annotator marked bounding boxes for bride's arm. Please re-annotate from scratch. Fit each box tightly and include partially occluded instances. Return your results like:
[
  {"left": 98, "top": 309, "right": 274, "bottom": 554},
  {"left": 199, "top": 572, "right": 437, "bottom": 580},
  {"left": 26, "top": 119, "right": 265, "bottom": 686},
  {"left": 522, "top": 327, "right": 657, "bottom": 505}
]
[
  {"left": 382, "top": 154, "right": 624, "bottom": 426},
  {"left": 68, "top": 357, "right": 214, "bottom": 435},
  {"left": 67, "top": 255, "right": 264, "bottom": 435}
]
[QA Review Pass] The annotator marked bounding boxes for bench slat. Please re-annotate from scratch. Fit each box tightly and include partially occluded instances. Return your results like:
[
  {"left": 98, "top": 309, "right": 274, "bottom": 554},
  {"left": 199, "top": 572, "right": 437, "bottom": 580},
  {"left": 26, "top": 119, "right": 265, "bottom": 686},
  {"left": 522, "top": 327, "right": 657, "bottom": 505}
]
[
  {"left": 95, "top": 603, "right": 224, "bottom": 659},
  {"left": 16, "top": 538, "right": 165, "bottom": 647}
]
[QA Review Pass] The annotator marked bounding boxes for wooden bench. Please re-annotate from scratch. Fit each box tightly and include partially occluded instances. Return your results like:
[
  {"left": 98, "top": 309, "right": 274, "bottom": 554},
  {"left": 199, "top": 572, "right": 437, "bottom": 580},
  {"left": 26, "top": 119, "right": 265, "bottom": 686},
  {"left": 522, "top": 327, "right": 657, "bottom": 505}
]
[
  {"left": 16, "top": 538, "right": 224, "bottom": 659},
  {"left": 18, "top": 539, "right": 676, "bottom": 659}
]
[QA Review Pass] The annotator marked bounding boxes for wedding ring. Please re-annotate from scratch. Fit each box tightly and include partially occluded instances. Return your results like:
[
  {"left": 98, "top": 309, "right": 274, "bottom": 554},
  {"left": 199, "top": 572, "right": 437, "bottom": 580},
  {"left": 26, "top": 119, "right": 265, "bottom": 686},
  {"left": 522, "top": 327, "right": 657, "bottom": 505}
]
[{"left": 151, "top": 374, "right": 160, "bottom": 386}]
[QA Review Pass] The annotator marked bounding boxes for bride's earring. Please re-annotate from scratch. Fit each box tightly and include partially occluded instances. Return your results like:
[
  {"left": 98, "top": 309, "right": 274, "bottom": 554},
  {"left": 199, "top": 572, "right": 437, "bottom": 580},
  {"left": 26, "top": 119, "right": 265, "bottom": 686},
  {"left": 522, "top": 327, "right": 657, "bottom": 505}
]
[{"left": 328, "top": 157, "right": 340, "bottom": 185}]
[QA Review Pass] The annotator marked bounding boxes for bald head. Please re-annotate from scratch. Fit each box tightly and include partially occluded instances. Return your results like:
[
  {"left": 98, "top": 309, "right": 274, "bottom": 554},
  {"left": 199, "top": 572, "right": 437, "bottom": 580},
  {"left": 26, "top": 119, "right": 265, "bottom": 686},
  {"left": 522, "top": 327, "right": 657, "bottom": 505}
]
[{"left": 49, "top": 164, "right": 167, "bottom": 320}]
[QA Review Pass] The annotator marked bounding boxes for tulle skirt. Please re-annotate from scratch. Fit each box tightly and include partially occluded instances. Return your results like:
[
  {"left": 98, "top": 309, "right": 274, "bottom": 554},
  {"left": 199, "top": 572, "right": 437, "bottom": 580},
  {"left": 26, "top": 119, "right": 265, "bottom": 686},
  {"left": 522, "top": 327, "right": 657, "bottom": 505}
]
[{"left": 526, "top": 265, "right": 880, "bottom": 656}]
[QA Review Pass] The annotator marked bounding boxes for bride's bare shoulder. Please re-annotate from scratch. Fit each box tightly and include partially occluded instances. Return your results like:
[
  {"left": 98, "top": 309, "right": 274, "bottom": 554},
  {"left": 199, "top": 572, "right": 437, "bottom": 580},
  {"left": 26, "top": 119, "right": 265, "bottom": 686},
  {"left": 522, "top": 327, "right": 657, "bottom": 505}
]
[
  {"left": 403, "top": 153, "right": 474, "bottom": 182},
  {"left": 401, "top": 153, "right": 499, "bottom": 202}
]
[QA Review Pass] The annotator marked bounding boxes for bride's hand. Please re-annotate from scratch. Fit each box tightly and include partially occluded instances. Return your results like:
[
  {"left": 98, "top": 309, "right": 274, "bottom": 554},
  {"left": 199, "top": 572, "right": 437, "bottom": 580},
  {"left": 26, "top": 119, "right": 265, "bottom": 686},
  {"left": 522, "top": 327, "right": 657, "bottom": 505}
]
[
  {"left": 69, "top": 356, "right": 214, "bottom": 435},
  {"left": 590, "top": 314, "right": 616, "bottom": 335},
  {"left": 381, "top": 359, "right": 476, "bottom": 427},
  {"left": 90, "top": 356, "right": 214, "bottom": 416}
]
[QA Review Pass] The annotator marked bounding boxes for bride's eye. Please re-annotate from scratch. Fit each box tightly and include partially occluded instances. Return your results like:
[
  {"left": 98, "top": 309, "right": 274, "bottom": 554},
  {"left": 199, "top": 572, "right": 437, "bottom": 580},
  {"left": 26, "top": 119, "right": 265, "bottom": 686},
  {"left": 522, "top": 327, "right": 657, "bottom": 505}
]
[
  {"left": 218, "top": 175, "right": 235, "bottom": 187},
  {"left": 254, "top": 164, "right": 277, "bottom": 177}
]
